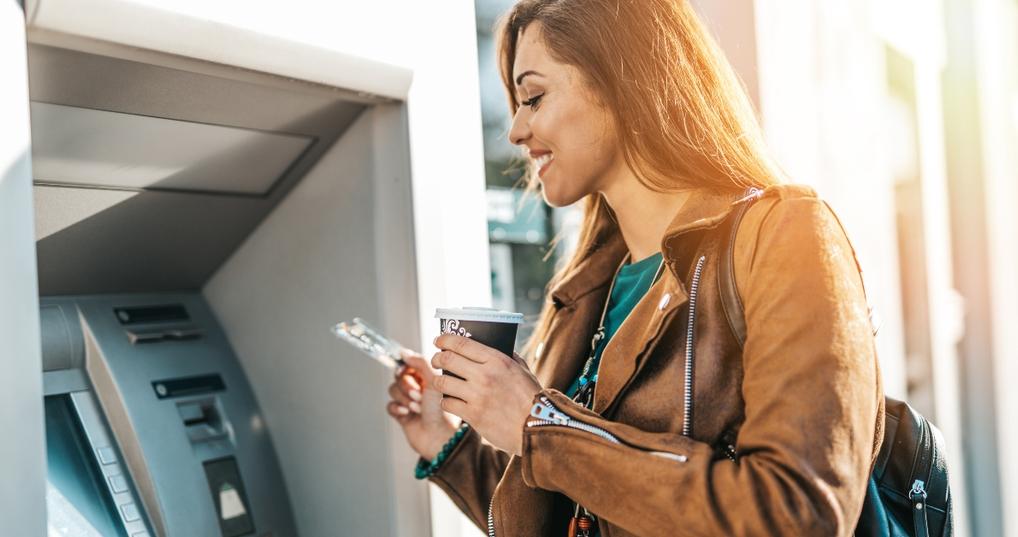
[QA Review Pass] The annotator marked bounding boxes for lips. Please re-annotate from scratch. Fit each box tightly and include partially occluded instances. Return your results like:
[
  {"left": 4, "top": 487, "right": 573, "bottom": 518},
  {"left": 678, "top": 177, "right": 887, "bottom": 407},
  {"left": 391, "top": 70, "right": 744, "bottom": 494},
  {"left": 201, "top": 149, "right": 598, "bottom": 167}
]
[{"left": 535, "top": 153, "right": 554, "bottom": 178}]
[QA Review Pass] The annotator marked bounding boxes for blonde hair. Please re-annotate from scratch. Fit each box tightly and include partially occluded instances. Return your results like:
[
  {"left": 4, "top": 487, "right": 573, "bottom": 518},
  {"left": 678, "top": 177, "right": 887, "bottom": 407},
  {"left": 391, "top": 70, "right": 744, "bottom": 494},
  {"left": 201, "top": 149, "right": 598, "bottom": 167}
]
[{"left": 496, "top": 0, "right": 783, "bottom": 358}]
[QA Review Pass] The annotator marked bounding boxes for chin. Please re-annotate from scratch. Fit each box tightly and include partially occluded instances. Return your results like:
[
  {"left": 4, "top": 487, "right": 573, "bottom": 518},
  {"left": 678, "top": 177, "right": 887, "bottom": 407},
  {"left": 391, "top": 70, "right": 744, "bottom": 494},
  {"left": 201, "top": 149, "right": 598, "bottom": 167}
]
[{"left": 539, "top": 181, "right": 585, "bottom": 208}]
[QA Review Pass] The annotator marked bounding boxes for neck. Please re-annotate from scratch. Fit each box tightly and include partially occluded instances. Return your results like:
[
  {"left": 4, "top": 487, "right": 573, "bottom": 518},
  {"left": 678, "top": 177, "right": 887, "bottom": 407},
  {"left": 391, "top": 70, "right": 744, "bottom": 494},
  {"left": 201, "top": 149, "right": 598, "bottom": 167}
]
[{"left": 600, "top": 173, "right": 692, "bottom": 262}]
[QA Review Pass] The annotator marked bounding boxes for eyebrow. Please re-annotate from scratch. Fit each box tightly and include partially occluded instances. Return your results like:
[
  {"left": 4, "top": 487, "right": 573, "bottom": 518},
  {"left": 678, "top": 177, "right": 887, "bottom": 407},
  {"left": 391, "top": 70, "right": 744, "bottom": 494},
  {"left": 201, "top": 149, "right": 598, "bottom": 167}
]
[{"left": 515, "top": 70, "right": 544, "bottom": 86}]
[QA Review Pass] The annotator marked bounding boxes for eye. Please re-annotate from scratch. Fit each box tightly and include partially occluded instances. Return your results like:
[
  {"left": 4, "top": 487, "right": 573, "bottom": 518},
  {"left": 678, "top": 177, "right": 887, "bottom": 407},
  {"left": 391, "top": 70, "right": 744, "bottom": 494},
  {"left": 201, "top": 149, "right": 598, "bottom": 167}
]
[{"left": 521, "top": 94, "right": 544, "bottom": 109}]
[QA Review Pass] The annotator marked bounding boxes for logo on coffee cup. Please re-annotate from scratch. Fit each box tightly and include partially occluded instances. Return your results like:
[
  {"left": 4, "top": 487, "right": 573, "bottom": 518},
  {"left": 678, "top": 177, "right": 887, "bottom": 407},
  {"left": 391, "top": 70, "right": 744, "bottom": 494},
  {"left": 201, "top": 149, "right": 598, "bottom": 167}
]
[{"left": 441, "top": 319, "right": 472, "bottom": 338}]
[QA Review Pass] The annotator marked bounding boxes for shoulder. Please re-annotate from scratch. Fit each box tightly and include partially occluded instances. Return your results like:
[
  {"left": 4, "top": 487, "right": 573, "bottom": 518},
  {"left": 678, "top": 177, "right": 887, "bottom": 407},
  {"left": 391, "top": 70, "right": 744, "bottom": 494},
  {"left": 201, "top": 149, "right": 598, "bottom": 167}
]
[
  {"left": 734, "top": 183, "right": 859, "bottom": 279},
  {"left": 744, "top": 183, "right": 823, "bottom": 217}
]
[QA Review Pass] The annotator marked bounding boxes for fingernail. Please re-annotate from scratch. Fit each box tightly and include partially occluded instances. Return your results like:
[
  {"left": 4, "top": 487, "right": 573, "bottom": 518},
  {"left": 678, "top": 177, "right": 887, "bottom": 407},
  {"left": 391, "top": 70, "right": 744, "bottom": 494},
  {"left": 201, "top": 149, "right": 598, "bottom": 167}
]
[
  {"left": 396, "top": 405, "right": 409, "bottom": 416},
  {"left": 409, "top": 389, "right": 422, "bottom": 402},
  {"left": 408, "top": 401, "right": 422, "bottom": 413}
]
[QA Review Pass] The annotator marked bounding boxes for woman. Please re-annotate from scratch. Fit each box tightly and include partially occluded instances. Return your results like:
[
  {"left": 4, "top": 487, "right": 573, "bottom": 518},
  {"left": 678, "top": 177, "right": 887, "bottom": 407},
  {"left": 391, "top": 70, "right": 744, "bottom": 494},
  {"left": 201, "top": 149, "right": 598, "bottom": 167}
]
[{"left": 386, "top": 1, "right": 883, "bottom": 535}]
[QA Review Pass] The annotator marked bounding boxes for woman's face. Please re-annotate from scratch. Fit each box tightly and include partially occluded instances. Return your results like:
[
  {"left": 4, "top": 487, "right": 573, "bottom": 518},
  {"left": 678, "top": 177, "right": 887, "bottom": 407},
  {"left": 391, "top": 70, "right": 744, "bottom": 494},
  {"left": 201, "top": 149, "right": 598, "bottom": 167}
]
[{"left": 508, "top": 24, "right": 623, "bottom": 207}]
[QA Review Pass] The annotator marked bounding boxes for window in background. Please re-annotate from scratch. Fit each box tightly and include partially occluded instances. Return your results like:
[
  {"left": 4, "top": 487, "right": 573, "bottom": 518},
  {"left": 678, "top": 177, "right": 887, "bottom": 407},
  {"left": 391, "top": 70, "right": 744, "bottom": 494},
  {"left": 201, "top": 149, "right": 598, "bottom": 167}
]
[
  {"left": 884, "top": 45, "right": 936, "bottom": 421},
  {"left": 474, "top": 0, "right": 582, "bottom": 346}
]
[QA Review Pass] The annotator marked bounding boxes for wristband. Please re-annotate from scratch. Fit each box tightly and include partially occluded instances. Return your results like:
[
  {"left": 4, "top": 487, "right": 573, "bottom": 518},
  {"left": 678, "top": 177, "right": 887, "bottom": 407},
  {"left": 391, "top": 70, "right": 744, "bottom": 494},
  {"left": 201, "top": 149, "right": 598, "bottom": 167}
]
[{"left": 414, "top": 423, "right": 470, "bottom": 480}]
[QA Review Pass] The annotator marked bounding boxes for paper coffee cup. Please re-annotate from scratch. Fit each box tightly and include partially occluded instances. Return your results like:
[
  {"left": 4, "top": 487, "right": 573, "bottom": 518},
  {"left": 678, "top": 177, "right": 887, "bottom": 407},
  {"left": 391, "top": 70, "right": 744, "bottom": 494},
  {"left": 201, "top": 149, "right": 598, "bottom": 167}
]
[{"left": 435, "top": 307, "right": 524, "bottom": 379}]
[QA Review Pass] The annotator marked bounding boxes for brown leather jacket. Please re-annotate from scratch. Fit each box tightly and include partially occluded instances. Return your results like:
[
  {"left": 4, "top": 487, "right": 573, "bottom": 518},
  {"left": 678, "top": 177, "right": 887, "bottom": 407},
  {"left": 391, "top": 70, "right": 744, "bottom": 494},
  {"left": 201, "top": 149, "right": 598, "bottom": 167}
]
[{"left": 428, "top": 184, "right": 884, "bottom": 536}]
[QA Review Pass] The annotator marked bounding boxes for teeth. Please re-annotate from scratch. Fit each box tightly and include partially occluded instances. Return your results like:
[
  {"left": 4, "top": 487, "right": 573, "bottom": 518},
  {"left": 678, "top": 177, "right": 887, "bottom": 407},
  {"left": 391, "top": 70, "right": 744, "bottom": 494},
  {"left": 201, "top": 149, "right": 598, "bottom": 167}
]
[{"left": 535, "top": 154, "right": 554, "bottom": 168}]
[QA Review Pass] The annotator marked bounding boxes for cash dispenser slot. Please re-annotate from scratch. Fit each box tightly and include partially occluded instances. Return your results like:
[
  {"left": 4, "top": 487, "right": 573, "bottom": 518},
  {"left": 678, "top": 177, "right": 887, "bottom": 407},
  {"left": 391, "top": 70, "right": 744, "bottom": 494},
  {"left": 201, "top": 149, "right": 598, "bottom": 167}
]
[{"left": 177, "top": 399, "right": 230, "bottom": 445}]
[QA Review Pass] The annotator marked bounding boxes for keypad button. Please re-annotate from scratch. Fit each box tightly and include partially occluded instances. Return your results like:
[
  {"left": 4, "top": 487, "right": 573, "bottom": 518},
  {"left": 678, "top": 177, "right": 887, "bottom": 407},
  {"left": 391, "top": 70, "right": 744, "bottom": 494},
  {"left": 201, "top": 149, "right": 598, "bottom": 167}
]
[
  {"left": 96, "top": 447, "right": 117, "bottom": 465},
  {"left": 120, "top": 503, "right": 140, "bottom": 522},
  {"left": 108, "top": 474, "right": 129, "bottom": 493}
]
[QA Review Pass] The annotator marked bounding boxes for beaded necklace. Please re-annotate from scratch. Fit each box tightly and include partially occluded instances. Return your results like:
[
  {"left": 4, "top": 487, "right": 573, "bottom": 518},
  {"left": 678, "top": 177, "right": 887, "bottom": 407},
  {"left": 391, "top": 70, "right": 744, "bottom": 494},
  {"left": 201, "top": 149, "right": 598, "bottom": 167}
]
[{"left": 568, "top": 252, "right": 667, "bottom": 537}]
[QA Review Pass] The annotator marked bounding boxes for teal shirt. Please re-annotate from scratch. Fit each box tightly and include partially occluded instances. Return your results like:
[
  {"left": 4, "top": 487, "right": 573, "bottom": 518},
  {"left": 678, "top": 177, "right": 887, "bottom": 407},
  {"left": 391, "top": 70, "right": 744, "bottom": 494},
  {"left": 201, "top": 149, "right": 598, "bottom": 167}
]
[
  {"left": 423, "top": 252, "right": 665, "bottom": 536},
  {"left": 563, "top": 251, "right": 662, "bottom": 535},
  {"left": 566, "top": 252, "right": 664, "bottom": 398}
]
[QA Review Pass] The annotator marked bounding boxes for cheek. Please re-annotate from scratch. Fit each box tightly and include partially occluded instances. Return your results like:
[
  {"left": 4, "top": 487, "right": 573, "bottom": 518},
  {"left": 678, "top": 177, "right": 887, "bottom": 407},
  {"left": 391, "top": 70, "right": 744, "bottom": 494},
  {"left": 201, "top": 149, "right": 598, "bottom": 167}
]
[
  {"left": 534, "top": 105, "right": 611, "bottom": 164},
  {"left": 556, "top": 121, "right": 617, "bottom": 183},
  {"left": 530, "top": 99, "right": 619, "bottom": 205}
]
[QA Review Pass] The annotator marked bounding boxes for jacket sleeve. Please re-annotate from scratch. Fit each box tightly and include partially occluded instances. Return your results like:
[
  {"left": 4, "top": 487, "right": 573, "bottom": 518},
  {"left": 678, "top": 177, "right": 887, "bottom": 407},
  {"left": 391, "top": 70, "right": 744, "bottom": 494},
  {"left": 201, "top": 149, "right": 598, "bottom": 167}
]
[
  {"left": 428, "top": 426, "right": 511, "bottom": 531},
  {"left": 519, "top": 195, "right": 882, "bottom": 537}
]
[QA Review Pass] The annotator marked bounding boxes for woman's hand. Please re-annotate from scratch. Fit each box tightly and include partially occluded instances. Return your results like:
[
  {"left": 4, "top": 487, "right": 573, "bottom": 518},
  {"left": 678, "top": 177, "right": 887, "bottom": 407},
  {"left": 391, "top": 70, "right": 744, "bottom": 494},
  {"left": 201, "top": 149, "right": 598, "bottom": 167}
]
[
  {"left": 386, "top": 350, "right": 460, "bottom": 460},
  {"left": 431, "top": 334, "right": 543, "bottom": 457}
]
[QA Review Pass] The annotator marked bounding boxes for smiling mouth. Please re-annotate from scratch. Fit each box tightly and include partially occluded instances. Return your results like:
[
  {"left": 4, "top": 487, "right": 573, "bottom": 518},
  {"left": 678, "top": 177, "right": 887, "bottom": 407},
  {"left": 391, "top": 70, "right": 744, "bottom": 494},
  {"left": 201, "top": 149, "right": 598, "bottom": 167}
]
[{"left": 535, "top": 154, "right": 554, "bottom": 177}]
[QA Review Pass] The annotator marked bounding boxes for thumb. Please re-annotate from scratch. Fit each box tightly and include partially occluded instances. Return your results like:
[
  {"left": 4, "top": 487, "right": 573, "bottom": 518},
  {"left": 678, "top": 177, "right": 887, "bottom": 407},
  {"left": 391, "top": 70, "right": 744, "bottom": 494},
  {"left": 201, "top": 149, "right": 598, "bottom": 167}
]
[{"left": 400, "top": 351, "right": 435, "bottom": 378}]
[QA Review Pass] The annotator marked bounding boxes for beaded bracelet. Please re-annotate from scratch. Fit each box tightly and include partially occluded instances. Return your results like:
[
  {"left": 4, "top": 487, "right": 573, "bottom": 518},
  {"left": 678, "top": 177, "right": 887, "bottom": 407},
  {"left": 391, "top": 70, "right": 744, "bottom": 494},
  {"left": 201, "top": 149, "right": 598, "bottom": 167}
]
[{"left": 414, "top": 423, "right": 471, "bottom": 480}]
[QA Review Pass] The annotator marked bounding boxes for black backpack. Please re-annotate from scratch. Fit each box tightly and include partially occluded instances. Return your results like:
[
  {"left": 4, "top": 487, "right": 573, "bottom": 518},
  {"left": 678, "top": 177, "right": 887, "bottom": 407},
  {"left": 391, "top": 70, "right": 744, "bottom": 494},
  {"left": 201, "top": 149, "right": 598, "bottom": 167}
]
[{"left": 715, "top": 192, "right": 954, "bottom": 537}]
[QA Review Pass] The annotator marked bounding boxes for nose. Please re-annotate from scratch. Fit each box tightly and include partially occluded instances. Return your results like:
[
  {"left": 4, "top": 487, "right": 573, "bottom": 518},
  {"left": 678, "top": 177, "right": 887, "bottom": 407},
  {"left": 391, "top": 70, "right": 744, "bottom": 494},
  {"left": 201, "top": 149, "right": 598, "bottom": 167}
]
[{"left": 508, "top": 106, "right": 531, "bottom": 146}]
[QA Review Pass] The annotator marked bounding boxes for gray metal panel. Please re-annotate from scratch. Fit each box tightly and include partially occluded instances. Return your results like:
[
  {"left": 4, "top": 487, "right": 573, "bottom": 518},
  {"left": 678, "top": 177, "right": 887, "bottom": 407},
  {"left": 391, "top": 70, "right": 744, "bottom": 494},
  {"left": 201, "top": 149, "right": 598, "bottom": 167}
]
[
  {"left": 31, "top": 102, "right": 314, "bottom": 195},
  {"left": 35, "top": 186, "right": 281, "bottom": 295},
  {"left": 0, "top": 2, "right": 46, "bottom": 535},
  {"left": 27, "top": 44, "right": 366, "bottom": 135},
  {"left": 204, "top": 108, "right": 406, "bottom": 537},
  {"left": 29, "top": 44, "right": 366, "bottom": 295},
  {"left": 40, "top": 302, "right": 84, "bottom": 371},
  {"left": 368, "top": 104, "right": 433, "bottom": 537},
  {"left": 42, "top": 368, "right": 89, "bottom": 396},
  {"left": 44, "top": 294, "right": 298, "bottom": 537}
]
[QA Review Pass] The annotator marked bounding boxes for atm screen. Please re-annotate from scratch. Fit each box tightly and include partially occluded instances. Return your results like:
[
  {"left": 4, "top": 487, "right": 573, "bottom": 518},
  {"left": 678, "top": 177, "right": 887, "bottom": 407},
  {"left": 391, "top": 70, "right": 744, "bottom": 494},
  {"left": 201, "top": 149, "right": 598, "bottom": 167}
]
[{"left": 45, "top": 395, "right": 128, "bottom": 537}]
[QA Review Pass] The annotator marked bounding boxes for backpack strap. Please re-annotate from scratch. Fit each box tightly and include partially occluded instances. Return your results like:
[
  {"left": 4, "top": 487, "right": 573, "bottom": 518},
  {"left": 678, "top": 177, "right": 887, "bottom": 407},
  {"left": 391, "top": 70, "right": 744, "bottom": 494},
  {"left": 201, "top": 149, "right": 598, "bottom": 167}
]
[
  {"left": 717, "top": 189, "right": 763, "bottom": 347},
  {"left": 718, "top": 189, "right": 878, "bottom": 348}
]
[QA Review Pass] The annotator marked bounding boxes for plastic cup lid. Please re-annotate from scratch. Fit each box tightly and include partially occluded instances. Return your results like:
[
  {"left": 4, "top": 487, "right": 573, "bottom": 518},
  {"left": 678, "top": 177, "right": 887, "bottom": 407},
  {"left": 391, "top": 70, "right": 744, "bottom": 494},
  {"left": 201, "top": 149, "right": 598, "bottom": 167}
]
[{"left": 434, "top": 307, "right": 524, "bottom": 324}]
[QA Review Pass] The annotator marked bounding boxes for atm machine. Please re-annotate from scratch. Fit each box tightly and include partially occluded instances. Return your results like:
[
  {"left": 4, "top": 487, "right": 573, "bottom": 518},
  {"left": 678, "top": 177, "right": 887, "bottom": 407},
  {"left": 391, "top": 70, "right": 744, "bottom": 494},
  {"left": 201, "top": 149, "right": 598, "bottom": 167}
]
[
  {"left": 17, "top": 1, "right": 426, "bottom": 536},
  {"left": 41, "top": 296, "right": 292, "bottom": 537}
]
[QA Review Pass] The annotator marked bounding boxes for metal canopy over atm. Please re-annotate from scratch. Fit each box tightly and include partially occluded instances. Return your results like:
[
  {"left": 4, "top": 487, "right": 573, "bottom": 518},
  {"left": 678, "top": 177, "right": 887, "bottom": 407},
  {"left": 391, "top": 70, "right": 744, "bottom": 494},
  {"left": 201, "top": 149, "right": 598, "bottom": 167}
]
[{"left": 20, "top": 0, "right": 425, "bottom": 536}]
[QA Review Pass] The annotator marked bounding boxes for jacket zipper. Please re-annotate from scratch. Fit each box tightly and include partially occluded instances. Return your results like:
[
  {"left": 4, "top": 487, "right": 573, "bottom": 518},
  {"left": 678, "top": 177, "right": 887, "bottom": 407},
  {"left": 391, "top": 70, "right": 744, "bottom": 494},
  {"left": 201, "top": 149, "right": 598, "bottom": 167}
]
[
  {"left": 683, "top": 256, "right": 706, "bottom": 437},
  {"left": 527, "top": 396, "right": 689, "bottom": 463},
  {"left": 489, "top": 258, "right": 706, "bottom": 536},
  {"left": 487, "top": 494, "right": 496, "bottom": 537}
]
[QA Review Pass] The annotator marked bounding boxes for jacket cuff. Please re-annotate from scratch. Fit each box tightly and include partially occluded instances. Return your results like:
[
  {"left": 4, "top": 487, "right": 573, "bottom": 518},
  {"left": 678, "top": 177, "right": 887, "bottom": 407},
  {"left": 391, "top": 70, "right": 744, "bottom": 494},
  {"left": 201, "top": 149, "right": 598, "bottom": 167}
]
[{"left": 428, "top": 424, "right": 479, "bottom": 482}]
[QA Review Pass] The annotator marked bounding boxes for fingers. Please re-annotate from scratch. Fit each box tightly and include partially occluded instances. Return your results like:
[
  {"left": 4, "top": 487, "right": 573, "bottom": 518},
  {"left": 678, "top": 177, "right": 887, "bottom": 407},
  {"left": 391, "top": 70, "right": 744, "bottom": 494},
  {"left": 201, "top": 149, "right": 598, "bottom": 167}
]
[
  {"left": 386, "top": 401, "right": 413, "bottom": 422},
  {"left": 430, "top": 350, "right": 483, "bottom": 381},
  {"left": 395, "top": 366, "right": 422, "bottom": 394},
  {"left": 401, "top": 353, "right": 435, "bottom": 381},
  {"left": 388, "top": 382, "right": 422, "bottom": 413},
  {"left": 440, "top": 396, "right": 468, "bottom": 419},
  {"left": 388, "top": 382, "right": 411, "bottom": 407},
  {"left": 434, "top": 334, "right": 508, "bottom": 364},
  {"left": 430, "top": 372, "right": 472, "bottom": 401}
]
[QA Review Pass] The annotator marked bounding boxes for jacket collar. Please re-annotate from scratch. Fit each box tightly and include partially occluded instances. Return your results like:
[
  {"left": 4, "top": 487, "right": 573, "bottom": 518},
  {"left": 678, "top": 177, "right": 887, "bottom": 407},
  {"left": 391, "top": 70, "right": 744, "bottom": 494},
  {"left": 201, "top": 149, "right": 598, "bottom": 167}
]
[{"left": 550, "top": 188, "right": 750, "bottom": 307}]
